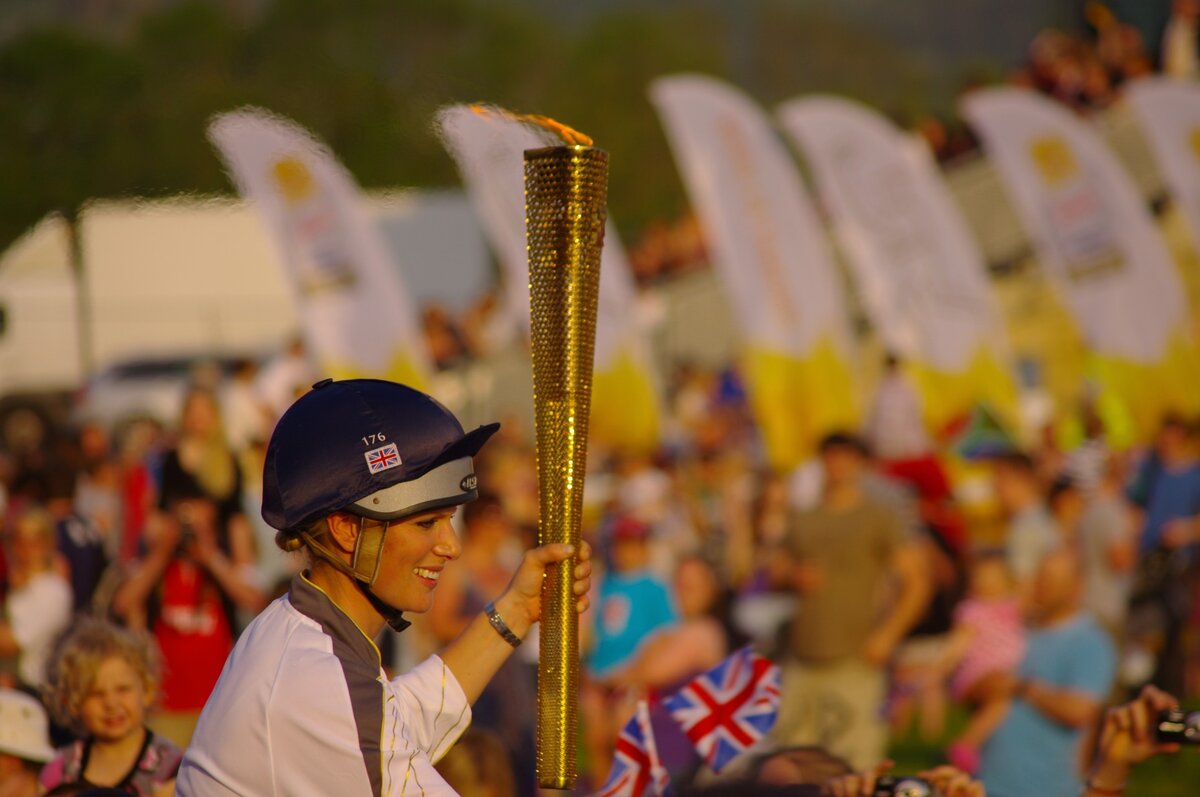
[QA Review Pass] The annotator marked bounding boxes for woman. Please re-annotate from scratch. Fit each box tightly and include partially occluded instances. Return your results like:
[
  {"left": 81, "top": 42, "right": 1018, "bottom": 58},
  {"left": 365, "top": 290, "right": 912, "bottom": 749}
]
[
  {"left": 0, "top": 509, "right": 72, "bottom": 690},
  {"left": 112, "top": 387, "right": 265, "bottom": 746},
  {"left": 175, "top": 378, "right": 591, "bottom": 796}
]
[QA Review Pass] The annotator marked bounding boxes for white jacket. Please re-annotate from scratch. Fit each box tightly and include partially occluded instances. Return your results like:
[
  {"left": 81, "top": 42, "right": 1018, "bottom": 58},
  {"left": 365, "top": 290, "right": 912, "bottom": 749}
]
[{"left": 177, "top": 575, "right": 470, "bottom": 796}]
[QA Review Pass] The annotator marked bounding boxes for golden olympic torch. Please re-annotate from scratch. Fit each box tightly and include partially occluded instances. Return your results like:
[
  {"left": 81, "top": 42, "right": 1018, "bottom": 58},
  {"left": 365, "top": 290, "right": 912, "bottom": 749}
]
[{"left": 525, "top": 141, "right": 607, "bottom": 789}]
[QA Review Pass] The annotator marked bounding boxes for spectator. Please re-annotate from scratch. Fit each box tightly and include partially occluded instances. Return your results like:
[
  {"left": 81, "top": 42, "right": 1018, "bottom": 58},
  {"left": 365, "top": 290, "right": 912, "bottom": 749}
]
[
  {"left": 40, "top": 620, "right": 181, "bottom": 796},
  {"left": 461, "top": 290, "right": 517, "bottom": 359},
  {"left": 0, "top": 509, "right": 72, "bottom": 690},
  {"left": 773, "top": 433, "right": 930, "bottom": 769},
  {"left": 45, "top": 469, "right": 108, "bottom": 615},
  {"left": 112, "top": 387, "right": 265, "bottom": 747},
  {"left": 864, "top": 353, "right": 932, "bottom": 462},
  {"left": 221, "top": 358, "right": 270, "bottom": 456},
  {"left": 1077, "top": 458, "right": 1135, "bottom": 637},
  {"left": 1061, "top": 402, "right": 1110, "bottom": 494},
  {"left": 1124, "top": 414, "right": 1200, "bottom": 695},
  {"left": 587, "top": 516, "right": 679, "bottom": 681},
  {"left": 1047, "top": 476, "right": 1085, "bottom": 545},
  {"left": 744, "top": 745, "right": 851, "bottom": 786},
  {"left": 114, "top": 421, "right": 160, "bottom": 567},
  {"left": 582, "top": 515, "right": 679, "bottom": 779},
  {"left": 0, "top": 689, "right": 56, "bottom": 797},
  {"left": 74, "top": 458, "right": 120, "bottom": 549},
  {"left": 612, "top": 555, "right": 733, "bottom": 692},
  {"left": 1082, "top": 684, "right": 1184, "bottom": 796},
  {"left": 978, "top": 548, "right": 1116, "bottom": 797},
  {"left": 823, "top": 763, "right": 984, "bottom": 797},
  {"left": 433, "top": 728, "right": 517, "bottom": 797},
  {"left": 422, "top": 304, "right": 469, "bottom": 370},
  {"left": 1162, "top": 0, "right": 1200, "bottom": 78},
  {"left": 992, "top": 452, "right": 1058, "bottom": 590},
  {"left": 941, "top": 551, "right": 1027, "bottom": 774},
  {"left": 254, "top": 337, "right": 313, "bottom": 419}
]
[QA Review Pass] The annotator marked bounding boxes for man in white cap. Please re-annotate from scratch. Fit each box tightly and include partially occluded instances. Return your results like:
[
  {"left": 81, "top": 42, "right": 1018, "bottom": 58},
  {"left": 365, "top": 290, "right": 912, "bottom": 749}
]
[{"left": 0, "top": 689, "right": 56, "bottom": 797}]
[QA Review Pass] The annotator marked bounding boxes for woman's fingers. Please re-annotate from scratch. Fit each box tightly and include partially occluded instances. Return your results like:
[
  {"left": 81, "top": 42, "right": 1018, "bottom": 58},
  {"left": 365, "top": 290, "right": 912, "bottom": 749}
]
[
  {"left": 526, "top": 540, "right": 592, "bottom": 569},
  {"left": 526, "top": 543, "right": 576, "bottom": 565},
  {"left": 573, "top": 558, "right": 592, "bottom": 592}
]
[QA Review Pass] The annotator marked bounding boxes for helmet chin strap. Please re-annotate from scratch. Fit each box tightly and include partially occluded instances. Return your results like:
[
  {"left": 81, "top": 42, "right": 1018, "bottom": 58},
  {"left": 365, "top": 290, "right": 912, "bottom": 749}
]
[
  {"left": 355, "top": 580, "right": 411, "bottom": 632},
  {"left": 299, "top": 518, "right": 411, "bottom": 633}
]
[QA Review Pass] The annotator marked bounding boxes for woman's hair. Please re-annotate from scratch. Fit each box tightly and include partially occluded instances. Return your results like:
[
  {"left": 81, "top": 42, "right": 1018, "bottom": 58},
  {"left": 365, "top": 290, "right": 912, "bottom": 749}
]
[
  {"left": 9, "top": 508, "right": 56, "bottom": 569},
  {"left": 678, "top": 553, "right": 751, "bottom": 652},
  {"left": 42, "top": 619, "right": 162, "bottom": 736}
]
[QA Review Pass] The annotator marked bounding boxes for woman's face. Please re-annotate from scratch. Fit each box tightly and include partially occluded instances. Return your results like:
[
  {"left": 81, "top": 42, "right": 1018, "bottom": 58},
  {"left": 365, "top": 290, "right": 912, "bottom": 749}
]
[
  {"left": 79, "top": 656, "right": 150, "bottom": 744},
  {"left": 372, "top": 507, "right": 463, "bottom": 614},
  {"left": 182, "top": 392, "right": 220, "bottom": 438},
  {"left": 675, "top": 558, "right": 718, "bottom": 619},
  {"left": 9, "top": 517, "right": 52, "bottom": 573}
]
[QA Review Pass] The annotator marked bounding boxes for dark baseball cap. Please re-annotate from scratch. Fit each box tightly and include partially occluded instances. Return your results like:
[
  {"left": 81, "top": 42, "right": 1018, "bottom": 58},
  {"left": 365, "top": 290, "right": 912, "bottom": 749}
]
[{"left": 262, "top": 378, "right": 499, "bottom": 532}]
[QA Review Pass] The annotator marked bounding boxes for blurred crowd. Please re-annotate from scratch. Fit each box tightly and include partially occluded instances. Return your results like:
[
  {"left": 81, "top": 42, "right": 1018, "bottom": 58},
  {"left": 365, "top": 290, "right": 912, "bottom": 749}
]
[
  {"left": 916, "top": 0, "right": 1193, "bottom": 163},
  {"left": 0, "top": 334, "right": 1196, "bottom": 797},
  {"left": 1009, "top": 2, "right": 1154, "bottom": 114},
  {"left": 420, "top": 213, "right": 708, "bottom": 370}
]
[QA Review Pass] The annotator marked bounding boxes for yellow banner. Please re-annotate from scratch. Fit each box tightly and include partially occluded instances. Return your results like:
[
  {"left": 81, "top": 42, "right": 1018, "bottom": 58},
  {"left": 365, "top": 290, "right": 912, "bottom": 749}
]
[
  {"left": 744, "top": 338, "right": 858, "bottom": 470},
  {"left": 910, "top": 345, "right": 1019, "bottom": 439},
  {"left": 590, "top": 346, "right": 661, "bottom": 456}
]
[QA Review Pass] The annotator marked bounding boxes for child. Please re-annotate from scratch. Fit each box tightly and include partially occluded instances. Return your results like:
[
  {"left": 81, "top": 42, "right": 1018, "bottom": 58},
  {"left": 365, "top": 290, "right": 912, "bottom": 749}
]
[
  {"left": 940, "top": 551, "right": 1027, "bottom": 774},
  {"left": 40, "top": 620, "right": 181, "bottom": 797}
]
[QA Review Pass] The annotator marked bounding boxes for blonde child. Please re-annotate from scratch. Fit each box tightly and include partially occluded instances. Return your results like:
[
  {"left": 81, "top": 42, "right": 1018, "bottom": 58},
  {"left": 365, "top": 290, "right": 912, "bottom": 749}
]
[
  {"left": 940, "top": 551, "right": 1027, "bottom": 774},
  {"left": 39, "top": 620, "right": 181, "bottom": 797}
]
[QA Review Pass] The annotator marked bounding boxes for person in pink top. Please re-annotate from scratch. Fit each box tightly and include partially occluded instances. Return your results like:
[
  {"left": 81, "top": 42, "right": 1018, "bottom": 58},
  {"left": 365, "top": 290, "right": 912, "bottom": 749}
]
[{"left": 937, "top": 550, "right": 1027, "bottom": 773}]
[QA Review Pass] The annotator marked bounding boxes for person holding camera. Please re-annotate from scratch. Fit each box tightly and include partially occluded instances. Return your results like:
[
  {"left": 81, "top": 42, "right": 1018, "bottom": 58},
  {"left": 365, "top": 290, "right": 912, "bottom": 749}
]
[
  {"left": 977, "top": 549, "right": 1115, "bottom": 797},
  {"left": 112, "top": 387, "right": 266, "bottom": 747},
  {"left": 1083, "top": 684, "right": 1187, "bottom": 796},
  {"left": 821, "top": 761, "right": 984, "bottom": 796}
]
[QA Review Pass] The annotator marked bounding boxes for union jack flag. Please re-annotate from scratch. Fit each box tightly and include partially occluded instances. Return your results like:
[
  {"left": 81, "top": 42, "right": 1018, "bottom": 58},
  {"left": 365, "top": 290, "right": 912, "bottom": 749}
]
[
  {"left": 662, "top": 646, "right": 781, "bottom": 773},
  {"left": 364, "top": 442, "right": 401, "bottom": 474},
  {"left": 591, "top": 700, "right": 671, "bottom": 797}
]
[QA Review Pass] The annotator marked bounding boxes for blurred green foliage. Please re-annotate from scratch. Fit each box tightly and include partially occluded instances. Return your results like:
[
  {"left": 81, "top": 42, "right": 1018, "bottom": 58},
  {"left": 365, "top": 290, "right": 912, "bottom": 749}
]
[{"left": 0, "top": 0, "right": 980, "bottom": 250}]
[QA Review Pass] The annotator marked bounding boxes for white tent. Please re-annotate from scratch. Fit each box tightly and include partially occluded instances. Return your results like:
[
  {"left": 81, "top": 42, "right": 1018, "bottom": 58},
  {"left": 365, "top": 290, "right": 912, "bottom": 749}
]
[{"left": 0, "top": 192, "right": 487, "bottom": 398}]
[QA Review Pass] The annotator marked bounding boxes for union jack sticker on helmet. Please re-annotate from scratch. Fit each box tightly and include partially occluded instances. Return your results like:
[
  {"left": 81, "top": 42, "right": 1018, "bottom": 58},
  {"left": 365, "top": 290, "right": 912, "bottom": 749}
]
[{"left": 364, "top": 442, "right": 402, "bottom": 474}]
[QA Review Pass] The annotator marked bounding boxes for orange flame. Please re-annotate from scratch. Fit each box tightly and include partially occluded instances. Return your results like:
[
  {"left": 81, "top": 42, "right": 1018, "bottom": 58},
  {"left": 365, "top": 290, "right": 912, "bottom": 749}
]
[{"left": 468, "top": 103, "right": 594, "bottom": 147}]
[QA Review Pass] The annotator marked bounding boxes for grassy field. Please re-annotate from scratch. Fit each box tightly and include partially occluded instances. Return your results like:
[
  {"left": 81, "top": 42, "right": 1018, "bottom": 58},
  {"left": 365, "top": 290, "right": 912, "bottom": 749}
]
[{"left": 886, "top": 708, "right": 1200, "bottom": 796}]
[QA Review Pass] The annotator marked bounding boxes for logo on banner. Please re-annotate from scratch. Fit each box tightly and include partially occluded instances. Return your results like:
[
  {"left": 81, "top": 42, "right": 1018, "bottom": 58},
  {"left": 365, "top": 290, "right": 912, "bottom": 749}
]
[
  {"left": 1029, "top": 135, "right": 1124, "bottom": 283},
  {"left": 270, "top": 156, "right": 357, "bottom": 295},
  {"left": 365, "top": 443, "right": 402, "bottom": 474},
  {"left": 1029, "top": 136, "right": 1078, "bottom": 186},
  {"left": 272, "top": 157, "right": 316, "bottom": 204},
  {"left": 1190, "top": 127, "right": 1200, "bottom": 164}
]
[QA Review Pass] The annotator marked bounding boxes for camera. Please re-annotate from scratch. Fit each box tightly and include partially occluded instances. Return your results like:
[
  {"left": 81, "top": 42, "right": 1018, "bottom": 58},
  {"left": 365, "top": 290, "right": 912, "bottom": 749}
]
[
  {"left": 1156, "top": 708, "right": 1200, "bottom": 745},
  {"left": 873, "top": 775, "right": 939, "bottom": 797}
]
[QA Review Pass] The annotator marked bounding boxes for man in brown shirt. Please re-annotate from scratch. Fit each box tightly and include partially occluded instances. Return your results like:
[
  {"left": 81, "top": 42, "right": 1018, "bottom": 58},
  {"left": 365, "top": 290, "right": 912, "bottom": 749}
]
[{"left": 774, "top": 433, "right": 931, "bottom": 769}]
